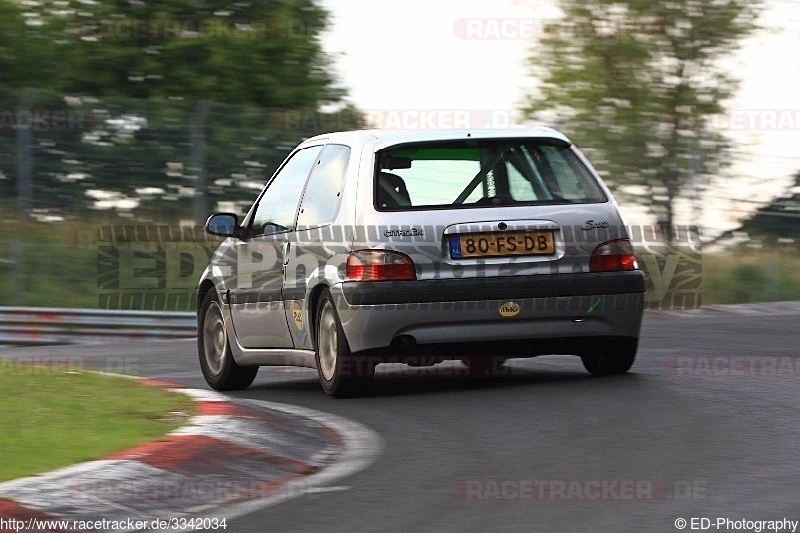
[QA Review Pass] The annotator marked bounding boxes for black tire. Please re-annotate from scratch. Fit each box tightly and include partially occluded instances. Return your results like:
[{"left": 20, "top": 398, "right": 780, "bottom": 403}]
[
  {"left": 580, "top": 338, "right": 638, "bottom": 376},
  {"left": 315, "top": 289, "right": 373, "bottom": 397},
  {"left": 198, "top": 290, "right": 258, "bottom": 391}
]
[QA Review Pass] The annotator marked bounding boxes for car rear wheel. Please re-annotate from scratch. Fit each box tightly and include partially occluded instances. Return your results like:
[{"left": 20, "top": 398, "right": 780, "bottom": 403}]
[
  {"left": 198, "top": 290, "right": 258, "bottom": 390},
  {"left": 315, "top": 290, "right": 373, "bottom": 397},
  {"left": 580, "top": 338, "right": 638, "bottom": 376}
]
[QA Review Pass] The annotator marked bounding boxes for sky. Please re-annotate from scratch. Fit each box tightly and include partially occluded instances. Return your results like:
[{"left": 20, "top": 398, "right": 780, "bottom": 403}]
[{"left": 319, "top": 0, "right": 800, "bottom": 238}]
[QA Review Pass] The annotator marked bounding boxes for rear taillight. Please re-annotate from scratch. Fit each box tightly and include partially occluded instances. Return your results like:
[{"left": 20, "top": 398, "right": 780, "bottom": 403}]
[
  {"left": 590, "top": 239, "right": 638, "bottom": 273},
  {"left": 346, "top": 250, "right": 416, "bottom": 281}
]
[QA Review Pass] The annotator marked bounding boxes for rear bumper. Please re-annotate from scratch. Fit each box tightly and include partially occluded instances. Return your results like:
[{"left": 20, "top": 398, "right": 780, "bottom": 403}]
[
  {"left": 341, "top": 271, "right": 644, "bottom": 305},
  {"left": 335, "top": 271, "right": 645, "bottom": 353}
]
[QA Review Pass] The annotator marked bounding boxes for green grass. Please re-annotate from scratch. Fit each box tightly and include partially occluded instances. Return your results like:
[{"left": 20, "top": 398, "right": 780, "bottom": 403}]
[
  {"left": 703, "top": 251, "right": 800, "bottom": 305},
  {"left": 0, "top": 366, "right": 193, "bottom": 482}
]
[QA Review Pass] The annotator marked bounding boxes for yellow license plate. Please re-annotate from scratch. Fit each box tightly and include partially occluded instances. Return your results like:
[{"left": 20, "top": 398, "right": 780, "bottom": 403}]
[
  {"left": 450, "top": 231, "right": 556, "bottom": 259},
  {"left": 453, "top": 230, "right": 555, "bottom": 258}
]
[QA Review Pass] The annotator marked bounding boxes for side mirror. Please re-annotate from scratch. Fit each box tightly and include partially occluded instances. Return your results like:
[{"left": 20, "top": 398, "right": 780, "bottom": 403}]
[{"left": 205, "top": 213, "right": 239, "bottom": 237}]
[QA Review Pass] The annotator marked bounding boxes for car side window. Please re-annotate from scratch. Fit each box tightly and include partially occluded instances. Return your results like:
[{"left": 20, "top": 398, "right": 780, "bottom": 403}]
[
  {"left": 297, "top": 144, "right": 351, "bottom": 229},
  {"left": 538, "top": 145, "right": 603, "bottom": 200},
  {"left": 251, "top": 146, "right": 322, "bottom": 235}
]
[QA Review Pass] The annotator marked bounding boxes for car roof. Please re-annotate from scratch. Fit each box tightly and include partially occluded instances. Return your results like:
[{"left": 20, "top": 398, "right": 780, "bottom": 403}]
[{"left": 298, "top": 127, "right": 572, "bottom": 151}]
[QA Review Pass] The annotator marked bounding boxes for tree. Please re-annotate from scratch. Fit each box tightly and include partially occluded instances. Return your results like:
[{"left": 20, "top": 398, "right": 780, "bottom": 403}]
[
  {"left": 0, "top": 2, "right": 58, "bottom": 89},
  {"left": 733, "top": 171, "right": 800, "bottom": 245},
  {"left": 522, "top": 0, "right": 760, "bottom": 242},
  {"left": 8, "top": 0, "right": 343, "bottom": 107}
]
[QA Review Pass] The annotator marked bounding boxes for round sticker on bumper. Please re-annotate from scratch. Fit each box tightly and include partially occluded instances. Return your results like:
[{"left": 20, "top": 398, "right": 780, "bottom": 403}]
[{"left": 499, "top": 302, "right": 521, "bottom": 318}]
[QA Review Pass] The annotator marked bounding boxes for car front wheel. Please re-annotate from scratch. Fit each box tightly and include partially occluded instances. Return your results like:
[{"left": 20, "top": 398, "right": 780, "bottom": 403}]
[{"left": 198, "top": 290, "right": 258, "bottom": 390}]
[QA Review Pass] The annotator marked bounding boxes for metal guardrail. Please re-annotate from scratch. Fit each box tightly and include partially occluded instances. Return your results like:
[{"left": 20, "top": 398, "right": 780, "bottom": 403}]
[{"left": 0, "top": 307, "right": 196, "bottom": 346}]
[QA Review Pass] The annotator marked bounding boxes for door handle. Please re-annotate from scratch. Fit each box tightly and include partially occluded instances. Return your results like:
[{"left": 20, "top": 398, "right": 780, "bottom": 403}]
[{"left": 283, "top": 242, "right": 291, "bottom": 265}]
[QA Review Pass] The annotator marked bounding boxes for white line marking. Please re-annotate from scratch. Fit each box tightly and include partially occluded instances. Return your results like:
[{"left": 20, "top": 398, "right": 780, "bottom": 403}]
[
  {"left": 305, "top": 486, "right": 351, "bottom": 494},
  {"left": 170, "top": 416, "right": 298, "bottom": 453},
  {"left": 173, "top": 388, "right": 230, "bottom": 402},
  {"left": 0, "top": 460, "right": 131, "bottom": 493}
]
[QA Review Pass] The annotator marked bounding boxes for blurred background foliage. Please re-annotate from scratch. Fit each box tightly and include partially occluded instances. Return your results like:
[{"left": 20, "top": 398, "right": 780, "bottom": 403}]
[{"left": 0, "top": 89, "right": 364, "bottom": 221}]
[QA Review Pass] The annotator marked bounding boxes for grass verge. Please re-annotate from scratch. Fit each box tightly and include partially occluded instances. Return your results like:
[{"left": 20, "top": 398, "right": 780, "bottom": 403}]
[
  {"left": 703, "top": 251, "right": 800, "bottom": 305},
  {"left": 0, "top": 365, "right": 194, "bottom": 483}
]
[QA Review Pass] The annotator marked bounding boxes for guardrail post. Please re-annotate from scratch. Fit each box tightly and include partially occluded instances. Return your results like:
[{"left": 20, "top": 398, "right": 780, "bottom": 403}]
[
  {"left": 16, "top": 88, "right": 36, "bottom": 216},
  {"left": 11, "top": 236, "right": 24, "bottom": 306},
  {"left": 191, "top": 100, "right": 211, "bottom": 226}
]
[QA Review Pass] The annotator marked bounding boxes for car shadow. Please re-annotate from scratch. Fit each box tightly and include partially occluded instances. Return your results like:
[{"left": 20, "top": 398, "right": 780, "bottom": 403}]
[{"left": 236, "top": 357, "right": 645, "bottom": 400}]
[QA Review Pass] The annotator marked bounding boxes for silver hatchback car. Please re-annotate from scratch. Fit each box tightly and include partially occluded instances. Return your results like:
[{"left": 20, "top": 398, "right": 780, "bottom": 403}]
[{"left": 198, "top": 128, "right": 645, "bottom": 396}]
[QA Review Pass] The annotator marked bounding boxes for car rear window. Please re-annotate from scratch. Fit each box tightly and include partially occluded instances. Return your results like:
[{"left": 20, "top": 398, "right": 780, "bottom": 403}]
[{"left": 374, "top": 138, "right": 607, "bottom": 211}]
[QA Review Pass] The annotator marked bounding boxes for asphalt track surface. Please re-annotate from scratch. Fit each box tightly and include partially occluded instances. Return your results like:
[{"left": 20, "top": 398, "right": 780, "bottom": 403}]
[{"left": 2, "top": 304, "right": 799, "bottom": 532}]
